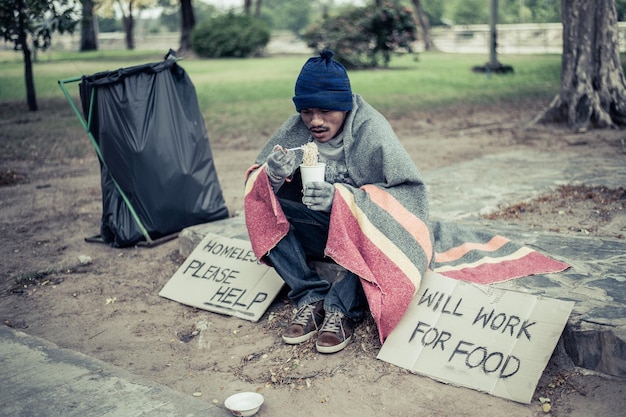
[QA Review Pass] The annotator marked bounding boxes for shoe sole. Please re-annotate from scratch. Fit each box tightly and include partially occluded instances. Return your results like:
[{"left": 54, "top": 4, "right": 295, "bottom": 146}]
[
  {"left": 315, "top": 335, "right": 352, "bottom": 354},
  {"left": 282, "top": 330, "right": 317, "bottom": 345}
]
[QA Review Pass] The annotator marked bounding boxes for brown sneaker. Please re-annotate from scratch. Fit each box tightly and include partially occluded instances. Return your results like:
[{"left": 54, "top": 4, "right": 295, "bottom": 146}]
[
  {"left": 282, "top": 301, "right": 325, "bottom": 344},
  {"left": 315, "top": 311, "right": 354, "bottom": 354}
]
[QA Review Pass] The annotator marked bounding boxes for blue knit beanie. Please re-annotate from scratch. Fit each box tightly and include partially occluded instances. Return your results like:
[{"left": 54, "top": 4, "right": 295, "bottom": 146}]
[{"left": 292, "top": 50, "right": 353, "bottom": 112}]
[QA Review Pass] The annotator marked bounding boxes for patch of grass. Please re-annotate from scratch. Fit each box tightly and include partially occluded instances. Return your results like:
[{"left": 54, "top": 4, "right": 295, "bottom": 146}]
[
  {"left": 0, "top": 51, "right": 562, "bottom": 160},
  {"left": 13, "top": 268, "right": 60, "bottom": 286},
  {"left": 351, "top": 53, "right": 562, "bottom": 116},
  {"left": 11, "top": 263, "right": 89, "bottom": 293},
  {"left": 0, "top": 168, "right": 29, "bottom": 186}
]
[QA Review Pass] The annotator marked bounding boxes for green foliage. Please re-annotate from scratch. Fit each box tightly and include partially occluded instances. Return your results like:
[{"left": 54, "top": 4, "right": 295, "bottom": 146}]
[
  {"left": 451, "top": 0, "right": 488, "bottom": 25},
  {"left": 422, "top": 0, "right": 446, "bottom": 27},
  {"left": 302, "top": 3, "right": 418, "bottom": 69},
  {"left": 157, "top": 9, "right": 179, "bottom": 32},
  {"left": 0, "top": 0, "right": 79, "bottom": 50},
  {"left": 191, "top": 13, "right": 270, "bottom": 58},
  {"left": 260, "top": 0, "right": 312, "bottom": 35},
  {"left": 444, "top": 0, "right": 562, "bottom": 25},
  {"left": 98, "top": 16, "right": 122, "bottom": 33},
  {"left": 158, "top": 1, "right": 217, "bottom": 35},
  {"left": 524, "top": 0, "right": 561, "bottom": 23},
  {"left": 617, "top": 0, "right": 626, "bottom": 21}
]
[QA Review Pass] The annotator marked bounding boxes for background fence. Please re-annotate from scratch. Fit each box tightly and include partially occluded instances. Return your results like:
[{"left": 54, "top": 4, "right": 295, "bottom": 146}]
[{"left": 7, "top": 23, "right": 626, "bottom": 55}]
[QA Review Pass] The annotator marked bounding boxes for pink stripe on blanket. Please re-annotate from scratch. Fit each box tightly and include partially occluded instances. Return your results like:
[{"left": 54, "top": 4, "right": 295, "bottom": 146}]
[
  {"left": 244, "top": 167, "right": 290, "bottom": 259},
  {"left": 435, "top": 235, "right": 510, "bottom": 263},
  {"left": 362, "top": 184, "right": 433, "bottom": 265},
  {"left": 326, "top": 193, "right": 417, "bottom": 341},
  {"left": 436, "top": 251, "right": 570, "bottom": 284}
]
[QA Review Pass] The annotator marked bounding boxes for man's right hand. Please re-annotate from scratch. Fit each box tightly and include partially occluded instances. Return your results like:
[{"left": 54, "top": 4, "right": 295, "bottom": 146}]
[{"left": 266, "top": 145, "right": 297, "bottom": 181}]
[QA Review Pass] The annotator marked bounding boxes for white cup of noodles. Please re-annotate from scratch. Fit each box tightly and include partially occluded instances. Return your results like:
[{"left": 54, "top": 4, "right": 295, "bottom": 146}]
[
  {"left": 298, "top": 141, "right": 325, "bottom": 185},
  {"left": 300, "top": 162, "right": 326, "bottom": 185}
]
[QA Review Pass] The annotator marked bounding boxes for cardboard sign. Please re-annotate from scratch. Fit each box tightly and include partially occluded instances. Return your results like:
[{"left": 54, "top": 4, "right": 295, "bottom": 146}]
[
  {"left": 159, "top": 233, "right": 283, "bottom": 322},
  {"left": 377, "top": 271, "right": 574, "bottom": 403}
]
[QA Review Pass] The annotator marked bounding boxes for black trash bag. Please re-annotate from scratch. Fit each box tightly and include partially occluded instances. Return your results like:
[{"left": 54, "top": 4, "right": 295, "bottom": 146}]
[{"left": 78, "top": 53, "right": 229, "bottom": 247}]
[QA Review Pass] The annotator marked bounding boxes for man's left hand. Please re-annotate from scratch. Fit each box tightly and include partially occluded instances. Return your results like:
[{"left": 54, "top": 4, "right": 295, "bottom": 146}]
[{"left": 302, "top": 182, "right": 334, "bottom": 212}]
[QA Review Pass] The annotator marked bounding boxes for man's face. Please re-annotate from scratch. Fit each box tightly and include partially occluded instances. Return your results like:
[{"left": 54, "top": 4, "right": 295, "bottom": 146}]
[{"left": 300, "top": 109, "right": 348, "bottom": 143}]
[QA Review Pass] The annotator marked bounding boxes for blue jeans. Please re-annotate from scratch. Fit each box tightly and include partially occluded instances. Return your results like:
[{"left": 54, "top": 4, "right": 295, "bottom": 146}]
[{"left": 265, "top": 199, "right": 367, "bottom": 322}]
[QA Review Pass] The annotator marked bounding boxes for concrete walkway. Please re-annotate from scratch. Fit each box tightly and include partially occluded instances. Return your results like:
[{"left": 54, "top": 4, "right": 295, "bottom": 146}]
[
  {"left": 1, "top": 149, "right": 624, "bottom": 416},
  {"left": 0, "top": 326, "right": 225, "bottom": 417}
]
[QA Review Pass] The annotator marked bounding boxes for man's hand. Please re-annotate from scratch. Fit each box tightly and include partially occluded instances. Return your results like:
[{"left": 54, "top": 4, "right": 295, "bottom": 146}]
[
  {"left": 266, "top": 145, "right": 296, "bottom": 181},
  {"left": 302, "top": 181, "right": 334, "bottom": 212}
]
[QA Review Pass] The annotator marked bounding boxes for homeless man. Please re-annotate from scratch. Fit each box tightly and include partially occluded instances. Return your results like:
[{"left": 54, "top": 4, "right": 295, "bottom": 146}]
[{"left": 244, "top": 50, "right": 433, "bottom": 354}]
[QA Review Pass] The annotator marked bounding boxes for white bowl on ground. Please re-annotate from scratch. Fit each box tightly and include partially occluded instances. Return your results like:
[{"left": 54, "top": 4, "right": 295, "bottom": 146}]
[{"left": 224, "top": 392, "right": 264, "bottom": 416}]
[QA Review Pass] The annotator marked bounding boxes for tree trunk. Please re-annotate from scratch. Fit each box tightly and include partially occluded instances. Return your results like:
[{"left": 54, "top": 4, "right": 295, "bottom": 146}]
[
  {"left": 410, "top": 0, "right": 436, "bottom": 51},
  {"left": 179, "top": 0, "right": 196, "bottom": 52},
  {"left": 255, "top": 0, "right": 262, "bottom": 18},
  {"left": 80, "top": 0, "right": 98, "bottom": 51},
  {"left": 244, "top": 0, "right": 252, "bottom": 15},
  {"left": 123, "top": 15, "right": 135, "bottom": 50},
  {"left": 534, "top": 0, "right": 626, "bottom": 130},
  {"left": 123, "top": 1, "right": 135, "bottom": 50},
  {"left": 17, "top": 0, "right": 37, "bottom": 111}
]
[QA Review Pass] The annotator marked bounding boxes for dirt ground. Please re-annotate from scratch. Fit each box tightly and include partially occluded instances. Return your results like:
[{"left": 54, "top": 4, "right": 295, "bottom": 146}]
[{"left": 1, "top": 100, "right": 625, "bottom": 417}]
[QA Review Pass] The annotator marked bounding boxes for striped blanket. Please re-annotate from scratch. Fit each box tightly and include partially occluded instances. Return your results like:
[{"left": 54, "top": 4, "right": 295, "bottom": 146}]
[{"left": 244, "top": 95, "right": 569, "bottom": 342}]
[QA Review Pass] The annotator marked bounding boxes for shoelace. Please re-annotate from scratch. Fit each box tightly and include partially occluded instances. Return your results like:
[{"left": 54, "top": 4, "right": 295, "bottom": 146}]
[
  {"left": 291, "top": 304, "right": 316, "bottom": 327},
  {"left": 320, "top": 312, "right": 344, "bottom": 333}
]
